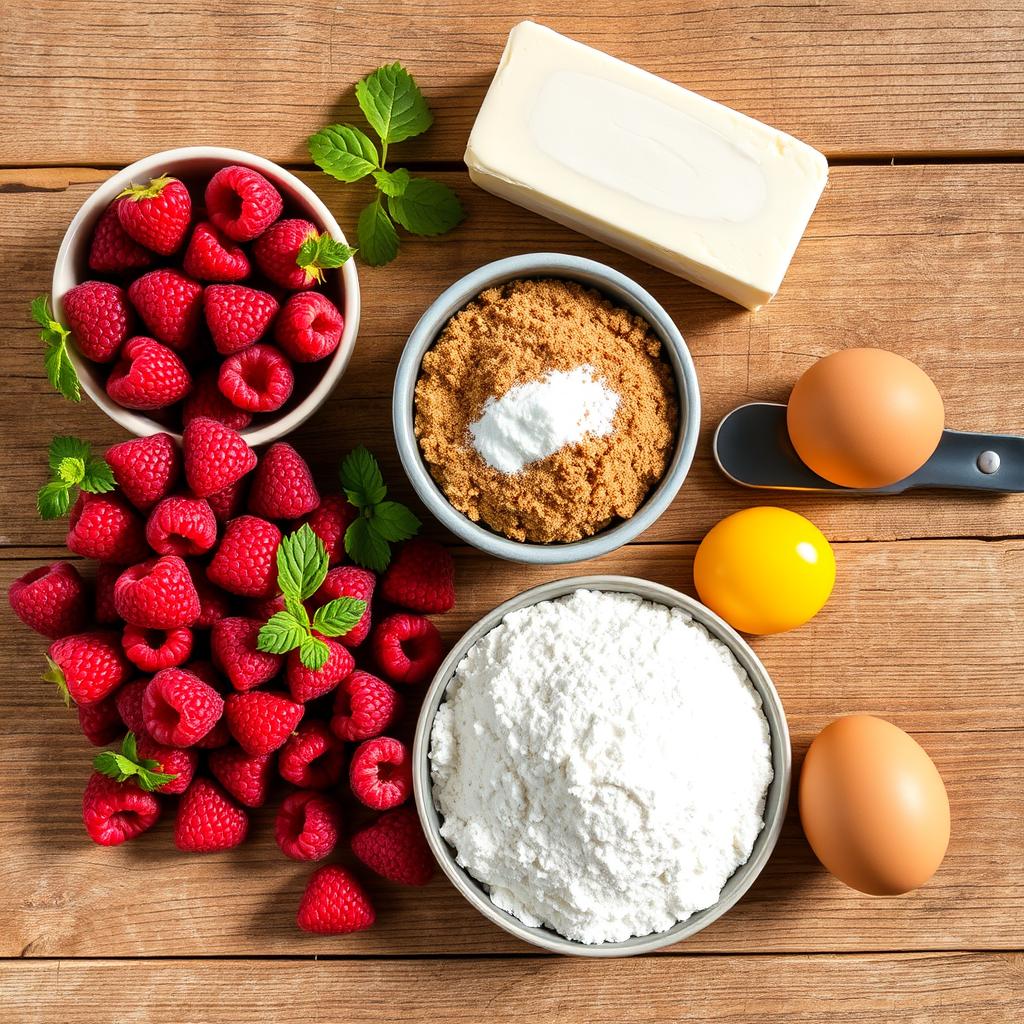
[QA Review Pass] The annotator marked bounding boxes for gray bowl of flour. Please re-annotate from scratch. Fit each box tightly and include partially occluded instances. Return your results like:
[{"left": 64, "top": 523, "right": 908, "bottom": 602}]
[{"left": 412, "top": 576, "right": 792, "bottom": 957}]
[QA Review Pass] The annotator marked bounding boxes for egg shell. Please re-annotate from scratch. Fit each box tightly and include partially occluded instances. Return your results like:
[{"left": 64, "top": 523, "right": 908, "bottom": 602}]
[
  {"left": 787, "top": 348, "right": 945, "bottom": 489},
  {"left": 799, "top": 715, "right": 950, "bottom": 895}
]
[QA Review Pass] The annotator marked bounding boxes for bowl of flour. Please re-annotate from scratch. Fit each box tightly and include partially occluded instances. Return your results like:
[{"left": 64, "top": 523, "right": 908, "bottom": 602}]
[{"left": 413, "top": 577, "right": 791, "bottom": 957}]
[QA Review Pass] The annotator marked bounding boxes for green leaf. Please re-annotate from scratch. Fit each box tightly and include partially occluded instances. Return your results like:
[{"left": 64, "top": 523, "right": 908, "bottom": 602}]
[
  {"left": 339, "top": 446, "right": 387, "bottom": 508},
  {"left": 388, "top": 177, "right": 465, "bottom": 237},
  {"left": 31, "top": 295, "right": 53, "bottom": 330},
  {"left": 284, "top": 594, "right": 310, "bottom": 630},
  {"left": 299, "top": 634, "right": 330, "bottom": 671},
  {"left": 312, "top": 597, "right": 367, "bottom": 638},
  {"left": 355, "top": 62, "right": 433, "bottom": 144},
  {"left": 80, "top": 456, "right": 116, "bottom": 494},
  {"left": 257, "top": 610, "right": 308, "bottom": 655},
  {"left": 37, "top": 480, "right": 71, "bottom": 520},
  {"left": 356, "top": 199, "right": 400, "bottom": 267},
  {"left": 295, "top": 232, "right": 357, "bottom": 285},
  {"left": 42, "top": 653, "right": 70, "bottom": 707},
  {"left": 56, "top": 456, "right": 85, "bottom": 485},
  {"left": 33, "top": 297, "right": 81, "bottom": 402},
  {"left": 345, "top": 516, "right": 392, "bottom": 573},
  {"left": 369, "top": 500, "right": 421, "bottom": 543},
  {"left": 275, "top": 524, "right": 329, "bottom": 602},
  {"left": 49, "top": 435, "right": 90, "bottom": 472},
  {"left": 93, "top": 732, "right": 178, "bottom": 793},
  {"left": 308, "top": 123, "right": 380, "bottom": 182},
  {"left": 372, "top": 167, "right": 410, "bottom": 197}
]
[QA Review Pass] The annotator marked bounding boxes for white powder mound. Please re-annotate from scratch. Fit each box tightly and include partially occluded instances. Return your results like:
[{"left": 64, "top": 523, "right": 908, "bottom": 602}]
[
  {"left": 430, "top": 589, "right": 773, "bottom": 945},
  {"left": 468, "top": 364, "right": 620, "bottom": 473}
]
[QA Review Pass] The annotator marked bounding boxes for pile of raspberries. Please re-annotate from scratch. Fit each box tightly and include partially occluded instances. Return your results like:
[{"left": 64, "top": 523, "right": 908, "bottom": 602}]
[{"left": 8, "top": 421, "right": 455, "bottom": 935}]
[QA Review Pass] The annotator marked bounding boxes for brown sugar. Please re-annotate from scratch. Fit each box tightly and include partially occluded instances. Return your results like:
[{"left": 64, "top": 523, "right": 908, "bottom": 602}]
[{"left": 414, "top": 278, "right": 678, "bottom": 544}]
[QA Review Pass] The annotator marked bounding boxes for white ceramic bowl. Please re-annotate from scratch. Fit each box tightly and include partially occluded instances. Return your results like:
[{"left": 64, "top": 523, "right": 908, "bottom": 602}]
[{"left": 52, "top": 146, "right": 360, "bottom": 445}]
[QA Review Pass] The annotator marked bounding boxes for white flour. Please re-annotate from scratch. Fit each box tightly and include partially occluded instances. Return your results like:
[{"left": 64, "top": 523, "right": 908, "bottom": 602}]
[
  {"left": 468, "top": 364, "right": 620, "bottom": 473},
  {"left": 430, "top": 589, "right": 773, "bottom": 944}
]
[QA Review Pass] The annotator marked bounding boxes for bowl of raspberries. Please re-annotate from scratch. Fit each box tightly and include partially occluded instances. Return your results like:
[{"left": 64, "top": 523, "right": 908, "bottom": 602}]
[{"left": 51, "top": 146, "right": 360, "bottom": 445}]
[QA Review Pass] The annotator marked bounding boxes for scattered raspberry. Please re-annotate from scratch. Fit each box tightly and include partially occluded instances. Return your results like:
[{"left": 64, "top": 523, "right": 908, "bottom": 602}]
[
  {"left": 274, "top": 291, "right": 343, "bottom": 363},
  {"left": 275, "top": 790, "right": 342, "bottom": 862},
  {"left": 205, "top": 165, "right": 283, "bottom": 242},
  {"left": 351, "top": 806, "right": 435, "bottom": 886},
  {"left": 204, "top": 284, "right": 279, "bottom": 355},
  {"left": 136, "top": 730, "right": 198, "bottom": 795},
  {"left": 191, "top": 572, "right": 232, "bottom": 628},
  {"left": 296, "top": 865, "right": 375, "bottom": 934},
  {"left": 182, "top": 417, "right": 257, "bottom": 497},
  {"left": 207, "top": 515, "right": 281, "bottom": 598},
  {"left": 183, "top": 220, "right": 251, "bottom": 282},
  {"left": 115, "top": 678, "right": 148, "bottom": 734},
  {"left": 211, "top": 616, "right": 283, "bottom": 691},
  {"left": 372, "top": 614, "right": 444, "bottom": 686},
  {"left": 217, "top": 343, "right": 294, "bottom": 413},
  {"left": 121, "top": 624, "right": 191, "bottom": 673},
  {"left": 46, "top": 631, "right": 130, "bottom": 706},
  {"left": 128, "top": 269, "right": 203, "bottom": 351},
  {"left": 143, "top": 667, "right": 224, "bottom": 747},
  {"left": 278, "top": 720, "right": 345, "bottom": 789},
  {"left": 114, "top": 556, "right": 200, "bottom": 629},
  {"left": 208, "top": 745, "right": 275, "bottom": 808},
  {"left": 225, "top": 690, "right": 304, "bottom": 756},
  {"left": 77, "top": 695, "right": 124, "bottom": 747},
  {"left": 145, "top": 495, "right": 217, "bottom": 556},
  {"left": 182, "top": 370, "right": 253, "bottom": 431},
  {"left": 330, "top": 670, "right": 402, "bottom": 743},
  {"left": 9, "top": 561, "right": 88, "bottom": 638},
  {"left": 62, "top": 281, "right": 134, "bottom": 363},
  {"left": 94, "top": 563, "right": 121, "bottom": 625},
  {"left": 105, "top": 432, "right": 180, "bottom": 512},
  {"left": 314, "top": 566, "right": 374, "bottom": 647},
  {"left": 248, "top": 442, "right": 319, "bottom": 520},
  {"left": 106, "top": 335, "right": 192, "bottom": 410},
  {"left": 116, "top": 175, "right": 192, "bottom": 255},
  {"left": 302, "top": 494, "right": 357, "bottom": 566},
  {"left": 67, "top": 492, "right": 149, "bottom": 564},
  {"left": 82, "top": 772, "right": 161, "bottom": 846},
  {"left": 349, "top": 736, "right": 412, "bottom": 810},
  {"left": 252, "top": 218, "right": 321, "bottom": 290},
  {"left": 205, "top": 476, "right": 249, "bottom": 523},
  {"left": 285, "top": 636, "right": 354, "bottom": 704},
  {"left": 174, "top": 778, "right": 249, "bottom": 853},
  {"left": 380, "top": 539, "right": 455, "bottom": 614},
  {"left": 88, "top": 203, "right": 154, "bottom": 274}
]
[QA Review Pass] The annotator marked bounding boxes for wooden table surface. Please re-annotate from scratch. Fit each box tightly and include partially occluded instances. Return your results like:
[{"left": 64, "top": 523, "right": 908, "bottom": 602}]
[{"left": 1, "top": 2, "right": 1022, "bottom": 1021}]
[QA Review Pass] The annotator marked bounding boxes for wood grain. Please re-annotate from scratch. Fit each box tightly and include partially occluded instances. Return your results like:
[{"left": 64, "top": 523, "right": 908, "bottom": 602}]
[{"left": 1, "top": 1, "right": 1023, "bottom": 164}]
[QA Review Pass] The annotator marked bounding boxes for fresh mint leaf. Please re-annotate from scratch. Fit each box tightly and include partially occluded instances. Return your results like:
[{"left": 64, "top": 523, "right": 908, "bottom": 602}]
[
  {"left": 93, "top": 732, "right": 178, "bottom": 792},
  {"left": 56, "top": 456, "right": 85, "bottom": 485},
  {"left": 339, "top": 447, "right": 387, "bottom": 508},
  {"left": 388, "top": 177, "right": 465, "bottom": 237},
  {"left": 37, "top": 434, "right": 116, "bottom": 520},
  {"left": 49, "top": 435, "right": 90, "bottom": 472},
  {"left": 345, "top": 516, "right": 391, "bottom": 573},
  {"left": 356, "top": 199, "right": 400, "bottom": 267},
  {"left": 37, "top": 480, "right": 71, "bottom": 520},
  {"left": 312, "top": 597, "right": 367, "bottom": 638},
  {"left": 257, "top": 610, "right": 308, "bottom": 655},
  {"left": 308, "top": 124, "right": 380, "bottom": 182},
  {"left": 356, "top": 62, "right": 433, "bottom": 145},
  {"left": 284, "top": 594, "right": 310, "bottom": 630},
  {"left": 299, "top": 634, "right": 330, "bottom": 671},
  {"left": 31, "top": 295, "right": 53, "bottom": 330},
  {"left": 34, "top": 296, "right": 81, "bottom": 402},
  {"left": 372, "top": 167, "right": 410, "bottom": 197},
  {"left": 296, "top": 232, "right": 356, "bottom": 284},
  {"left": 81, "top": 456, "right": 116, "bottom": 494},
  {"left": 370, "top": 500, "right": 421, "bottom": 543},
  {"left": 275, "top": 524, "right": 329, "bottom": 602}
]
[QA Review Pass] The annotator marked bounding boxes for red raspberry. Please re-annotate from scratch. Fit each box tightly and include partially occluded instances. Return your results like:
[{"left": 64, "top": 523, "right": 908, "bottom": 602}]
[
  {"left": 94, "top": 563, "right": 121, "bottom": 624},
  {"left": 183, "top": 221, "right": 251, "bottom": 282},
  {"left": 380, "top": 539, "right": 455, "bottom": 614},
  {"left": 115, "top": 678, "right": 148, "bottom": 733},
  {"left": 254, "top": 219, "right": 335, "bottom": 290},
  {"left": 204, "top": 284, "right": 279, "bottom": 355},
  {"left": 145, "top": 495, "right": 217, "bottom": 556},
  {"left": 274, "top": 291, "right": 343, "bottom": 363},
  {"left": 218, "top": 343, "right": 294, "bottom": 413},
  {"left": 330, "top": 670, "right": 402, "bottom": 743},
  {"left": 116, "top": 175, "right": 192, "bottom": 255},
  {"left": 194, "top": 716, "right": 232, "bottom": 750},
  {"left": 114, "top": 556, "right": 200, "bottom": 629},
  {"left": 136, "top": 730, "right": 198, "bottom": 795},
  {"left": 106, "top": 335, "right": 192, "bottom": 410},
  {"left": 182, "top": 416, "right": 257, "bottom": 497},
  {"left": 285, "top": 636, "right": 354, "bottom": 703},
  {"left": 205, "top": 476, "right": 249, "bottom": 523},
  {"left": 185, "top": 659, "right": 225, "bottom": 689},
  {"left": 182, "top": 369, "right": 254, "bottom": 431},
  {"left": 225, "top": 690, "right": 303, "bottom": 756},
  {"left": 297, "top": 865, "right": 375, "bottom": 934},
  {"left": 208, "top": 745, "right": 275, "bottom": 807},
  {"left": 372, "top": 614, "right": 443, "bottom": 686},
  {"left": 207, "top": 515, "right": 281, "bottom": 598},
  {"left": 192, "top": 572, "right": 232, "bottom": 628},
  {"left": 77, "top": 695, "right": 124, "bottom": 747},
  {"left": 248, "top": 442, "right": 319, "bottom": 520},
  {"left": 313, "top": 566, "right": 374, "bottom": 647},
  {"left": 278, "top": 721, "right": 345, "bottom": 789},
  {"left": 67, "top": 492, "right": 149, "bottom": 564},
  {"left": 302, "top": 494, "right": 357, "bottom": 566},
  {"left": 351, "top": 806, "right": 434, "bottom": 886},
  {"left": 82, "top": 772, "right": 161, "bottom": 846},
  {"left": 275, "top": 789, "right": 342, "bottom": 861},
  {"left": 62, "top": 281, "right": 134, "bottom": 363},
  {"left": 105, "top": 432, "right": 180, "bottom": 512},
  {"left": 211, "top": 616, "right": 283, "bottom": 691},
  {"left": 174, "top": 778, "right": 249, "bottom": 853},
  {"left": 349, "top": 736, "right": 412, "bottom": 810},
  {"left": 128, "top": 270, "right": 203, "bottom": 350},
  {"left": 245, "top": 593, "right": 287, "bottom": 621},
  {"left": 122, "top": 624, "right": 192, "bottom": 672},
  {"left": 9, "top": 561, "right": 88, "bottom": 638},
  {"left": 205, "top": 165, "right": 283, "bottom": 242},
  {"left": 143, "top": 667, "right": 224, "bottom": 747},
  {"left": 47, "top": 630, "right": 130, "bottom": 706},
  {"left": 88, "top": 203, "right": 154, "bottom": 274}
]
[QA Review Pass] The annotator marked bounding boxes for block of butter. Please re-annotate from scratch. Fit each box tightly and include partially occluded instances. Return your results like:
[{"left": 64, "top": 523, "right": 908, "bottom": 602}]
[{"left": 465, "top": 22, "right": 828, "bottom": 310}]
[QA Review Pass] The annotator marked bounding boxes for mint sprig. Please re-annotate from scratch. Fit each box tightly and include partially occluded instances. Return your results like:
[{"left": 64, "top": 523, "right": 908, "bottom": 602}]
[
  {"left": 340, "top": 447, "right": 420, "bottom": 571},
  {"left": 256, "top": 524, "right": 367, "bottom": 669},
  {"left": 308, "top": 62, "right": 464, "bottom": 267},
  {"left": 93, "top": 732, "right": 178, "bottom": 793},
  {"left": 32, "top": 296, "right": 80, "bottom": 402},
  {"left": 296, "top": 232, "right": 357, "bottom": 284},
  {"left": 37, "top": 435, "right": 116, "bottom": 520}
]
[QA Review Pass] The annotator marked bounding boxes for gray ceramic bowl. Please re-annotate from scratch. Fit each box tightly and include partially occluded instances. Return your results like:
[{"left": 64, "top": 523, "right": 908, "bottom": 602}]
[
  {"left": 393, "top": 254, "right": 700, "bottom": 564},
  {"left": 412, "top": 576, "right": 792, "bottom": 957}
]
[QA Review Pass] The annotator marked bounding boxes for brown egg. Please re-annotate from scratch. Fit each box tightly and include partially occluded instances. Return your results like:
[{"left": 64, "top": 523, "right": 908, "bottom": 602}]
[
  {"left": 787, "top": 348, "right": 945, "bottom": 488},
  {"left": 798, "top": 715, "right": 950, "bottom": 895}
]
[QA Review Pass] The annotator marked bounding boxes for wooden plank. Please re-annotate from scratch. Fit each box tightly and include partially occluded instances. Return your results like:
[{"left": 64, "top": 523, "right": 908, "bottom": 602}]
[
  {"left": 1, "top": 166, "right": 1022, "bottom": 547},
  {"left": 1, "top": 954, "right": 1021, "bottom": 1023},
  {"left": 1, "top": 541, "right": 1021, "bottom": 957},
  {"left": 1, "top": 1, "right": 1023, "bottom": 163}
]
